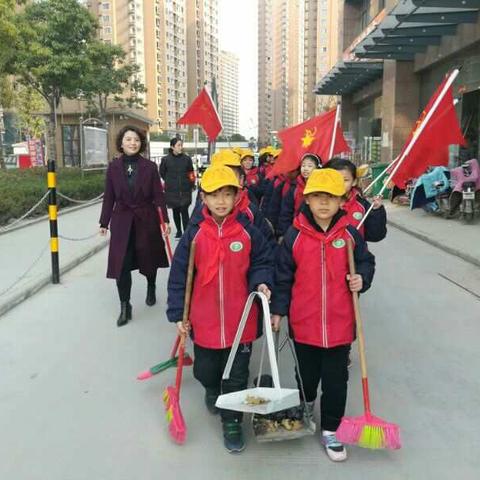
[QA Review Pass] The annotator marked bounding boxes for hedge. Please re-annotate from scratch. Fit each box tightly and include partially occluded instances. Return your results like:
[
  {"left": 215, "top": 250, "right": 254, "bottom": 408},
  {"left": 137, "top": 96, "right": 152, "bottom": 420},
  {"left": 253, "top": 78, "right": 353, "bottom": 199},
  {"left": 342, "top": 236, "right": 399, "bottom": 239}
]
[{"left": 0, "top": 167, "right": 106, "bottom": 226}]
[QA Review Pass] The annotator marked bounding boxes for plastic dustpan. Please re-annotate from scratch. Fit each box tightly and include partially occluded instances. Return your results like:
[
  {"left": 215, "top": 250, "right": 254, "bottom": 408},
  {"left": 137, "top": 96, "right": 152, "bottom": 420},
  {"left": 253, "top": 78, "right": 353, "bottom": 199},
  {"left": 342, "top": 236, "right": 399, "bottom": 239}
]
[{"left": 216, "top": 292, "right": 300, "bottom": 415}]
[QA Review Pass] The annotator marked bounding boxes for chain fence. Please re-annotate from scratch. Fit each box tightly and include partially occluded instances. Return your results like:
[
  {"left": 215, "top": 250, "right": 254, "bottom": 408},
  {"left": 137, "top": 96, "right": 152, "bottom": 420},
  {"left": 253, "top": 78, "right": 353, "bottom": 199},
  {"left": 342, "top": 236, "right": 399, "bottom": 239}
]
[
  {"left": 57, "top": 191, "right": 104, "bottom": 205},
  {"left": 0, "top": 191, "right": 49, "bottom": 234},
  {"left": 0, "top": 241, "right": 50, "bottom": 298},
  {"left": 59, "top": 232, "right": 101, "bottom": 242},
  {"left": 0, "top": 188, "right": 106, "bottom": 299},
  {"left": 0, "top": 191, "right": 104, "bottom": 234}
]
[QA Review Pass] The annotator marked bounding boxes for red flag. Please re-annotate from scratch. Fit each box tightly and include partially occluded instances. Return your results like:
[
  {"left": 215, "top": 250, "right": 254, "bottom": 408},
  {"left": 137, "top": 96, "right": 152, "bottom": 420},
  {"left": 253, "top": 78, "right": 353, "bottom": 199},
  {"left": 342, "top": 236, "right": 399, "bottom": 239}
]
[
  {"left": 177, "top": 88, "right": 222, "bottom": 141},
  {"left": 391, "top": 75, "right": 465, "bottom": 188},
  {"left": 269, "top": 109, "right": 350, "bottom": 177}
]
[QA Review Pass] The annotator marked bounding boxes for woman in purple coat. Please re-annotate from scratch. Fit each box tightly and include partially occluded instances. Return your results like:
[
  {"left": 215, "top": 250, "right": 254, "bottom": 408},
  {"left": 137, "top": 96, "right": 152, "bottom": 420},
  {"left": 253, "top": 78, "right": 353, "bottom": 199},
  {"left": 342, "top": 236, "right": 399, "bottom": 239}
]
[{"left": 99, "top": 126, "right": 171, "bottom": 327}]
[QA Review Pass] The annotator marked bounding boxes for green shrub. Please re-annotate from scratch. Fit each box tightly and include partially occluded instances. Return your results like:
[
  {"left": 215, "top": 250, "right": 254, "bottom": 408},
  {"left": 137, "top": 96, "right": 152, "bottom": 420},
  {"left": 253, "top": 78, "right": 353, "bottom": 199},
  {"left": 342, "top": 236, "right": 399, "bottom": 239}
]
[{"left": 0, "top": 168, "right": 106, "bottom": 226}]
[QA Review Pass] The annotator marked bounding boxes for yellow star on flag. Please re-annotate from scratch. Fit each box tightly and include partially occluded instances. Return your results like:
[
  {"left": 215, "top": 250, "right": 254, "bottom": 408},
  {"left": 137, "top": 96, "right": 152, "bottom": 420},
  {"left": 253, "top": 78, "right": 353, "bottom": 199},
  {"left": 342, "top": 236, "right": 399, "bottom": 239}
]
[{"left": 301, "top": 127, "right": 317, "bottom": 148}]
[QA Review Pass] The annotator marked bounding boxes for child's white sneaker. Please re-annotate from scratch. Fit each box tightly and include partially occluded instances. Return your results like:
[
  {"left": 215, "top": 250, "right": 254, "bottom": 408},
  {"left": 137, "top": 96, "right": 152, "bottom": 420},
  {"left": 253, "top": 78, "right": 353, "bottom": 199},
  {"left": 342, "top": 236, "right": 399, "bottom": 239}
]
[{"left": 322, "top": 430, "right": 347, "bottom": 462}]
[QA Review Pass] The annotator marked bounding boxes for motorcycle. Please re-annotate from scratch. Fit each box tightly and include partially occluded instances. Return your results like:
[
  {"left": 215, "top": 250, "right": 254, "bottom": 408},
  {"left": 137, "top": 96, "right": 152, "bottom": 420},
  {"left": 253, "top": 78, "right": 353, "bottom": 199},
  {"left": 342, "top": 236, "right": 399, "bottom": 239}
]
[{"left": 449, "top": 159, "right": 480, "bottom": 223}]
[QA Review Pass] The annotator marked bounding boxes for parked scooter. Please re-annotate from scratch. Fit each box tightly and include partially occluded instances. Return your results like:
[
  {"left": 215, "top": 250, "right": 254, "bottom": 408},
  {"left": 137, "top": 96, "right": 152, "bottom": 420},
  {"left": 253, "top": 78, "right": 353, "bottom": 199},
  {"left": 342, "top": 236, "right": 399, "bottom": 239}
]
[
  {"left": 410, "top": 166, "right": 451, "bottom": 216},
  {"left": 448, "top": 159, "right": 480, "bottom": 223}
]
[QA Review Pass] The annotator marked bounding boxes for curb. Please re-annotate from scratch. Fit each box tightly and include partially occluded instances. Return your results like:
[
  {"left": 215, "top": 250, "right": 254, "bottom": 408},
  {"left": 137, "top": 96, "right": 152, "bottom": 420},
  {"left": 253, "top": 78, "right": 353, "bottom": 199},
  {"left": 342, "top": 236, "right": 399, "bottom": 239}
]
[
  {"left": 0, "top": 239, "right": 108, "bottom": 318},
  {"left": 387, "top": 219, "right": 480, "bottom": 268},
  {"left": 0, "top": 199, "right": 102, "bottom": 236}
]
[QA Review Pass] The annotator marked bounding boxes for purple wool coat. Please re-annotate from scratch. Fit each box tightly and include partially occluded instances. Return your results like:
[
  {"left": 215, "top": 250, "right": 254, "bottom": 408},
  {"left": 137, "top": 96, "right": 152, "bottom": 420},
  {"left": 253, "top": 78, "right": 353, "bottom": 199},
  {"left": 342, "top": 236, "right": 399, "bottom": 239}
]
[{"left": 99, "top": 156, "right": 169, "bottom": 279}]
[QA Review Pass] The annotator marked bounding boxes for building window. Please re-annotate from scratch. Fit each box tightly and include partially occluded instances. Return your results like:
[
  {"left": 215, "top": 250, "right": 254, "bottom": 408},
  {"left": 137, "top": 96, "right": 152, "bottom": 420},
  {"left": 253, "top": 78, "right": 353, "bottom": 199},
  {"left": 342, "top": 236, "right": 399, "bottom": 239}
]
[
  {"left": 62, "top": 125, "right": 80, "bottom": 167},
  {"left": 104, "top": 27, "right": 112, "bottom": 34},
  {"left": 361, "top": 0, "right": 371, "bottom": 30},
  {"left": 102, "top": 2, "right": 110, "bottom": 10}
]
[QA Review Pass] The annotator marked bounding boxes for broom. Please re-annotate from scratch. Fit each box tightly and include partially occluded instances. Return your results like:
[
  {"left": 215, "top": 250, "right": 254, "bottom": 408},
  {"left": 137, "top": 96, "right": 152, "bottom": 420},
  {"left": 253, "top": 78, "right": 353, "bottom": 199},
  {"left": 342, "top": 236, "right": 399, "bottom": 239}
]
[
  {"left": 137, "top": 335, "right": 193, "bottom": 380},
  {"left": 336, "top": 239, "right": 401, "bottom": 450},
  {"left": 158, "top": 208, "right": 174, "bottom": 263},
  {"left": 162, "top": 241, "right": 196, "bottom": 444}
]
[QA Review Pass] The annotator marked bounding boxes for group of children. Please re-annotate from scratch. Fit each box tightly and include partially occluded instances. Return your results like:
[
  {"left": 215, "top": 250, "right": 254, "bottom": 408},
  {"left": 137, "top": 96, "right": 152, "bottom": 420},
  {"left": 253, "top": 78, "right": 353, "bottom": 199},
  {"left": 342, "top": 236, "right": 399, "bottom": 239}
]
[{"left": 166, "top": 147, "right": 387, "bottom": 460}]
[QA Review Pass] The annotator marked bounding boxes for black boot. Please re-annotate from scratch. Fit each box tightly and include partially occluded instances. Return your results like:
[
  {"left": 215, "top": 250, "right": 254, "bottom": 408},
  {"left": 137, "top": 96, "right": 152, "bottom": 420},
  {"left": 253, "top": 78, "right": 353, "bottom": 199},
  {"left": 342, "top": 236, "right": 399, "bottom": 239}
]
[
  {"left": 146, "top": 284, "right": 156, "bottom": 306},
  {"left": 117, "top": 301, "right": 130, "bottom": 327}
]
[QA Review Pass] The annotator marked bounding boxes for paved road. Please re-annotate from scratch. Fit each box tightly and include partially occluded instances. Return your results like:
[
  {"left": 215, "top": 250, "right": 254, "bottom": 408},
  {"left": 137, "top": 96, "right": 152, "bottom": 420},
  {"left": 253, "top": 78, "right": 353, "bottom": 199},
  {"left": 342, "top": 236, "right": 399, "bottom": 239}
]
[{"left": 0, "top": 227, "right": 479, "bottom": 480}]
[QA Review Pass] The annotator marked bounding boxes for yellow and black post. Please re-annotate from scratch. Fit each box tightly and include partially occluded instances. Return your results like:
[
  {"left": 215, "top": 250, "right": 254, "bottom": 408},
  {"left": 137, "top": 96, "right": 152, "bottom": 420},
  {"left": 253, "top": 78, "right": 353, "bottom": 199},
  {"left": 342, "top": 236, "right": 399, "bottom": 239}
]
[{"left": 47, "top": 159, "right": 60, "bottom": 283}]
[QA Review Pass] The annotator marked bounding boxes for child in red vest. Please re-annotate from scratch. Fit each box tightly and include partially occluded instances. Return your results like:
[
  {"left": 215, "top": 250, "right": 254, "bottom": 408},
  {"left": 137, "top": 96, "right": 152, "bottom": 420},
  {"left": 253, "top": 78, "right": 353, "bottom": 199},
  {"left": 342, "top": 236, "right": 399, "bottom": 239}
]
[
  {"left": 167, "top": 165, "right": 273, "bottom": 454},
  {"left": 323, "top": 158, "right": 387, "bottom": 242},
  {"left": 271, "top": 168, "right": 375, "bottom": 462},
  {"left": 277, "top": 153, "right": 322, "bottom": 237},
  {"left": 241, "top": 149, "right": 260, "bottom": 188}
]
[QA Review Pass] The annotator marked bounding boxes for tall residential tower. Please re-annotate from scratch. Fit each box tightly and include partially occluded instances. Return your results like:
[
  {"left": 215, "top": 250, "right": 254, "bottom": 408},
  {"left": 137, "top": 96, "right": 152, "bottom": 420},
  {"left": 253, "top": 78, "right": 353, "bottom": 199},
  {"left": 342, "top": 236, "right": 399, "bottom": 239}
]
[{"left": 218, "top": 50, "right": 239, "bottom": 137}]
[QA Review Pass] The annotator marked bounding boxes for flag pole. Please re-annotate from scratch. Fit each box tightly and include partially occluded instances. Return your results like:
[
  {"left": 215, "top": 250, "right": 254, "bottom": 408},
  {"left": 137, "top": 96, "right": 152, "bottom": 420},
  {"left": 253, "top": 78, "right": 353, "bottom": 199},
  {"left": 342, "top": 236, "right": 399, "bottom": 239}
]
[
  {"left": 363, "top": 156, "right": 399, "bottom": 195},
  {"left": 328, "top": 104, "right": 341, "bottom": 160},
  {"left": 357, "top": 68, "right": 460, "bottom": 229},
  {"left": 363, "top": 98, "right": 459, "bottom": 196}
]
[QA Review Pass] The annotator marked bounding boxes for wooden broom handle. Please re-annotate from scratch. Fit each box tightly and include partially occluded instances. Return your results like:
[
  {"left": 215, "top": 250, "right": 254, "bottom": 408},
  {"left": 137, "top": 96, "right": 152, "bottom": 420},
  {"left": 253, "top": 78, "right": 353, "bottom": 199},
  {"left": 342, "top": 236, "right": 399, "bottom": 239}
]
[
  {"left": 176, "top": 241, "right": 196, "bottom": 394},
  {"left": 347, "top": 238, "right": 371, "bottom": 414}
]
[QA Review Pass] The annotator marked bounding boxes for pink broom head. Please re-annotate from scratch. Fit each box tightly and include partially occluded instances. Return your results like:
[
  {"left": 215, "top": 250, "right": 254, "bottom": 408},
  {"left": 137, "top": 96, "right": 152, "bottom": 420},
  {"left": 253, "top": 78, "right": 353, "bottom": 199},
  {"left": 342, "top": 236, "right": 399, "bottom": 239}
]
[
  {"left": 137, "top": 370, "right": 154, "bottom": 381},
  {"left": 163, "top": 386, "right": 187, "bottom": 445},
  {"left": 336, "top": 413, "right": 401, "bottom": 450}
]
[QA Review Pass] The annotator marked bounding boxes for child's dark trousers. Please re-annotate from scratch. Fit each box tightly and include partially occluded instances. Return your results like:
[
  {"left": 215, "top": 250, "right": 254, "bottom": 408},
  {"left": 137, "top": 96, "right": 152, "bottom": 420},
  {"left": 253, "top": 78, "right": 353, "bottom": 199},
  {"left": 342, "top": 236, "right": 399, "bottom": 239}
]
[
  {"left": 193, "top": 343, "right": 252, "bottom": 423},
  {"left": 294, "top": 341, "right": 350, "bottom": 432}
]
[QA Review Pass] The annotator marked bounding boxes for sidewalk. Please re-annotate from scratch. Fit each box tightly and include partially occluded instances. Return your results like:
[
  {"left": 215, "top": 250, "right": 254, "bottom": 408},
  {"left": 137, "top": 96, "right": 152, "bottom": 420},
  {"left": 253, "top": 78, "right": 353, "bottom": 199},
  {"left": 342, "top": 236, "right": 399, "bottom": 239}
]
[
  {"left": 1, "top": 199, "right": 478, "bottom": 319},
  {"left": 385, "top": 203, "right": 480, "bottom": 267},
  {"left": 0, "top": 202, "right": 108, "bottom": 317}
]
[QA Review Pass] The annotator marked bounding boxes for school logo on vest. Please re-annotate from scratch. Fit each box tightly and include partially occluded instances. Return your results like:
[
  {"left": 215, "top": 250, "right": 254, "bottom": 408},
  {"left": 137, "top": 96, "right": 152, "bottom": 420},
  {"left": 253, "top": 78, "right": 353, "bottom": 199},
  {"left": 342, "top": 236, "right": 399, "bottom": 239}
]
[
  {"left": 230, "top": 241, "right": 243, "bottom": 252},
  {"left": 353, "top": 211, "right": 363, "bottom": 221},
  {"left": 332, "top": 239, "right": 346, "bottom": 249}
]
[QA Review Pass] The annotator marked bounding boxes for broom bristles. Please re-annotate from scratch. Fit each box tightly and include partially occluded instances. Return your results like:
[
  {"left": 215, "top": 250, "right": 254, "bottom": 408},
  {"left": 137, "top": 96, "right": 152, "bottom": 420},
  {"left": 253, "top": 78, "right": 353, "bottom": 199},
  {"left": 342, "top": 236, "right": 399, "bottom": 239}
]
[
  {"left": 336, "top": 414, "right": 401, "bottom": 450},
  {"left": 163, "top": 386, "right": 187, "bottom": 444}
]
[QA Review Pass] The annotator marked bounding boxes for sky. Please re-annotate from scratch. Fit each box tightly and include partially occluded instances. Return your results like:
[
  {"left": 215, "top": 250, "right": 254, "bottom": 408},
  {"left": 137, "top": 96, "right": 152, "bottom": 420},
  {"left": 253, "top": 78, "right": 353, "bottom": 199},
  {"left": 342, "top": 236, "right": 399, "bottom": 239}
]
[{"left": 218, "top": 0, "right": 258, "bottom": 139}]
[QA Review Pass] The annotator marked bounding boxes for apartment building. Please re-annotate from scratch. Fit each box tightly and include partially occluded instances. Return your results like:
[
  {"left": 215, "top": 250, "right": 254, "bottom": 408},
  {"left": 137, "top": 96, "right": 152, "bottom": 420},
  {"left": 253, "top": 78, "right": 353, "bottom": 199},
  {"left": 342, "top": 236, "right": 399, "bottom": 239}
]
[
  {"left": 186, "top": 0, "right": 219, "bottom": 107},
  {"left": 258, "top": 0, "right": 305, "bottom": 145},
  {"left": 218, "top": 50, "right": 239, "bottom": 137}
]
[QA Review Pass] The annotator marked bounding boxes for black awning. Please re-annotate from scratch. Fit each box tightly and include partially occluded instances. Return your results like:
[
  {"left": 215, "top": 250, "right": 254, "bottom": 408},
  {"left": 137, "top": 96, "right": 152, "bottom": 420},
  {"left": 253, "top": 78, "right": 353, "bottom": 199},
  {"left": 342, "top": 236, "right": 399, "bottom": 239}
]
[
  {"left": 314, "top": 61, "right": 383, "bottom": 95},
  {"left": 354, "top": 0, "right": 480, "bottom": 60}
]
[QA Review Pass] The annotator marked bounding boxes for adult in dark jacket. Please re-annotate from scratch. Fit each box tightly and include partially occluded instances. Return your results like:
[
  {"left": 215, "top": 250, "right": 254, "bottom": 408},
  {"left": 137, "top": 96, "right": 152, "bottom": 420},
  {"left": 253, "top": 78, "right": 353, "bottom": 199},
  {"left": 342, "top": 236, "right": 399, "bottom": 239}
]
[
  {"left": 99, "top": 125, "right": 170, "bottom": 327},
  {"left": 160, "top": 138, "right": 195, "bottom": 239}
]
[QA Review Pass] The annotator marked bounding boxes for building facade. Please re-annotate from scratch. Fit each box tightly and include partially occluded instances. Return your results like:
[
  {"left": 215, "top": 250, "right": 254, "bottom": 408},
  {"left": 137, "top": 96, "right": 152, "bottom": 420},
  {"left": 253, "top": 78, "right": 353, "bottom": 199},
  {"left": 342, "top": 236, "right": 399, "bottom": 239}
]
[
  {"left": 185, "top": 0, "right": 219, "bottom": 107},
  {"left": 218, "top": 50, "right": 239, "bottom": 137},
  {"left": 86, "top": 0, "right": 219, "bottom": 136},
  {"left": 315, "top": 0, "right": 480, "bottom": 163},
  {"left": 144, "top": 0, "right": 188, "bottom": 134},
  {"left": 87, "top": 0, "right": 147, "bottom": 94},
  {"left": 303, "top": 0, "right": 341, "bottom": 118},
  {"left": 258, "top": 0, "right": 305, "bottom": 145}
]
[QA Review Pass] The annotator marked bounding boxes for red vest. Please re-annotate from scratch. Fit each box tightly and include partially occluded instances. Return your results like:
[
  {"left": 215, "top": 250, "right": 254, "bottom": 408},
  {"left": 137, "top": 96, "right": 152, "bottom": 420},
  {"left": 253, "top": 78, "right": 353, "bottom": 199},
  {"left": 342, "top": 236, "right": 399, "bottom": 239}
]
[
  {"left": 189, "top": 208, "right": 258, "bottom": 348},
  {"left": 244, "top": 167, "right": 260, "bottom": 187},
  {"left": 293, "top": 176, "right": 306, "bottom": 214},
  {"left": 289, "top": 213, "right": 356, "bottom": 348},
  {"left": 342, "top": 188, "right": 366, "bottom": 238}
]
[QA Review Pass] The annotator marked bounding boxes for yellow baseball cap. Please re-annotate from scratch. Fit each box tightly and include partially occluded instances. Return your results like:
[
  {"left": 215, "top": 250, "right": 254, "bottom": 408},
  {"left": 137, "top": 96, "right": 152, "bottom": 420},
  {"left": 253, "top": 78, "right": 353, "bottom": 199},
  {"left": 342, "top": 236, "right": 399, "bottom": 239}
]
[
  {"left": 356, "top": 163, "right": 369, "bottom": 178},
  {"left": 240, "top": 148, "right": 254, "bottom": 160},
  {"left": 303, "top": 168, "right": 346, "bottom": 197},
  {"left": 211, "top": 149, "right": 241, "bottom": 167},
  {"left": 231, "top": 147, "right": 244, "bottom": 156},
  {"left": 272, "top": 148, "right": 282, "bottom": 158},
  {"left": 200, "top": 165, "right": 240, "bottom": 193},
  {"left": 259, "top": 146, "right": 275, "bottom": 156}
]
